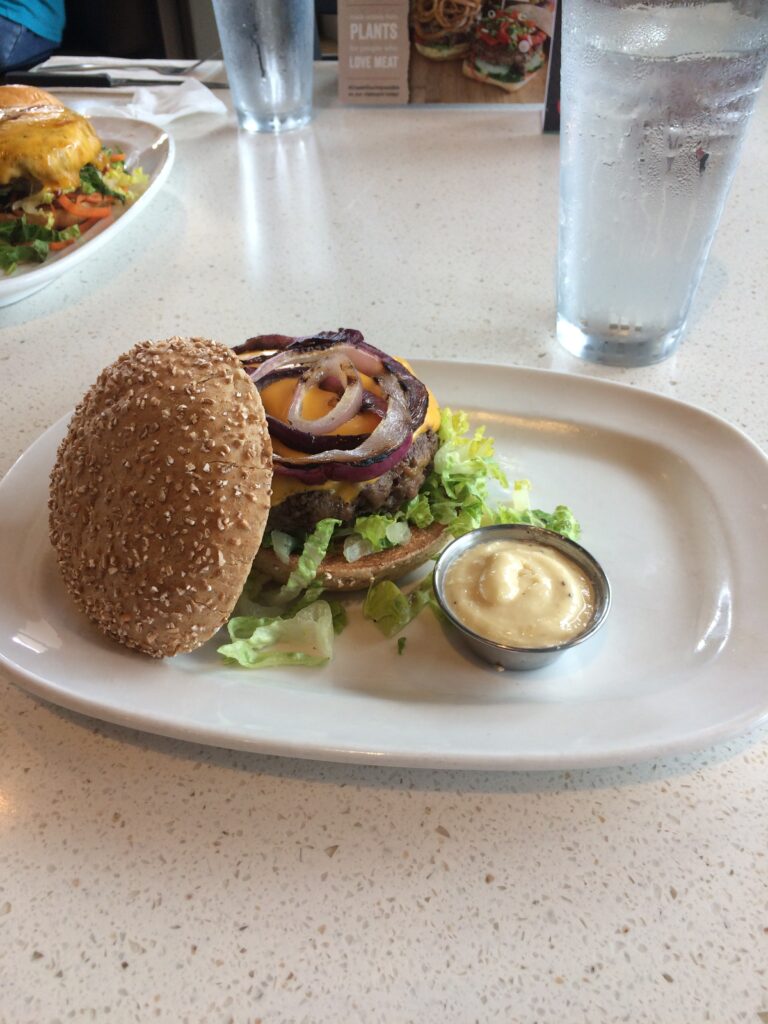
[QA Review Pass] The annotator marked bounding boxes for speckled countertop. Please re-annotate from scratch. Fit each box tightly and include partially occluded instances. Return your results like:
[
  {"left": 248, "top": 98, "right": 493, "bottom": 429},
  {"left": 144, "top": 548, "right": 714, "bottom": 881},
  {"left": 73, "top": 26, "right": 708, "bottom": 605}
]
[{"left": 1, "top": 65, "right": 767, "bottom": 1023}]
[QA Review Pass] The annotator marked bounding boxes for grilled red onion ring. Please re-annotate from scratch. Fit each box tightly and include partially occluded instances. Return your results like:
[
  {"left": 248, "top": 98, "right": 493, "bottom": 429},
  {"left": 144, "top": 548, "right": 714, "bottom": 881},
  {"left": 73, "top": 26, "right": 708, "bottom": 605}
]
[
  {"left": 286, "top": 356, "right": 363, "bottom": 435},
  {"left": 239, "top": 330, "right": 430, "bottom": 483},
  {"left": 235, "top": 328, "right": 365, "bottom": 356}
]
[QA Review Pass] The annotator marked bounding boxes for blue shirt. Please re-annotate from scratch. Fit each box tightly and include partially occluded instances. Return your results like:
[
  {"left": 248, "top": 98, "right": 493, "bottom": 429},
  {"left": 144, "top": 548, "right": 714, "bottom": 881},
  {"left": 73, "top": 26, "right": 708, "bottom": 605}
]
[{"left": 0, "top": 0, "right": 65, "bottom": 43}]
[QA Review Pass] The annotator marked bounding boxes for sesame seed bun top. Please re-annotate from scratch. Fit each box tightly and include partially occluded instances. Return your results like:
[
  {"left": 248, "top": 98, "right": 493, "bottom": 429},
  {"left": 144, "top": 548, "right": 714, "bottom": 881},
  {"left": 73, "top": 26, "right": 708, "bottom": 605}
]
[{"left": 49, "top": 337, "right": 273, "bottom": 658}]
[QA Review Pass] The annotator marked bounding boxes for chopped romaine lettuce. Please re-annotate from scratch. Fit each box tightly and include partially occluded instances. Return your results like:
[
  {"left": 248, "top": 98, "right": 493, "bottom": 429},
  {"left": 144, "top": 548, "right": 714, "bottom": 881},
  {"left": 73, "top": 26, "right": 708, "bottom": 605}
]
[
  {"left": 218, "top": 602, "right": 336, "bottom": 668},
  {"left": 344, "top": 514, "right": 412, "bottom": 562},
  {"left": 490, "top": 502, "right": 581, "bottom": 540},
  {"left": 422, "top": 408, "right": 508, "bottom": 537},
  {"left": 216, "top": 519, "right": 350, "bottom": 668},
  {"left": 1, "top": 154, "right": 149, "bottom": 275},
  {"left": 362, "top": 575, "right": 436, "bottom": 638},
  {"left": 360, "top": 417, "right": 581, "bottom": 640},
  {"left": 102, "top": 161, "right": 148, "bottom": 200},
  {"left": 329, "top": 601, "right": 348, "bottom": 635},
  {"left": 275, "top": 518, "right": 340, "bottom": 605},
  {"left": 79, "top": 163, "right": 126, "bottom": 201},
  {"left": 487, "top": 478, "right": 580, "bottom": 540},
  {"left": 0, "top": 219, "right": 80, "bottom": 274}
]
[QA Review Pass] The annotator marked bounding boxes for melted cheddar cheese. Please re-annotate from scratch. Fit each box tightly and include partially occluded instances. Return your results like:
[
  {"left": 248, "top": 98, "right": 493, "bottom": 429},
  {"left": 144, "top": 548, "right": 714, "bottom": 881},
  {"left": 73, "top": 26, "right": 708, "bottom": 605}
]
[
  {"left": 0, "top": 101, "right": 102, "bottom": 190},
  {"left": 261, "top": 358, "right": 441, "bottom": 508}
]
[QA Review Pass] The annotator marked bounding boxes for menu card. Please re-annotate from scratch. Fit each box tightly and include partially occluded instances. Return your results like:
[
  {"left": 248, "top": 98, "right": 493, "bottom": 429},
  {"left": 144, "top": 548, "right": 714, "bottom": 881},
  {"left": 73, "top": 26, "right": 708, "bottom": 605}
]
[{"left": 338, "top": 0, "right": 558, "bottom": 112}]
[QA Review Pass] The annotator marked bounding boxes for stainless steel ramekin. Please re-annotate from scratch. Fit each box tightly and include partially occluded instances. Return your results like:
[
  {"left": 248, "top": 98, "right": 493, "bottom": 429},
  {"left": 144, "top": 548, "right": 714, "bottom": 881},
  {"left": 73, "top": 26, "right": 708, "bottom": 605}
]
[{"left": 433, "top": 524, "right": 611, "bottom": 671}]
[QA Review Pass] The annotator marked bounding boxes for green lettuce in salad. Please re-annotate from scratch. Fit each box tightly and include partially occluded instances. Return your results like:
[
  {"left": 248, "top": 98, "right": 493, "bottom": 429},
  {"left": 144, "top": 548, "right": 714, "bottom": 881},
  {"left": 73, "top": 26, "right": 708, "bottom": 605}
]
[{"left": 0, "top": 218, "right": 80, "bottom": 274}]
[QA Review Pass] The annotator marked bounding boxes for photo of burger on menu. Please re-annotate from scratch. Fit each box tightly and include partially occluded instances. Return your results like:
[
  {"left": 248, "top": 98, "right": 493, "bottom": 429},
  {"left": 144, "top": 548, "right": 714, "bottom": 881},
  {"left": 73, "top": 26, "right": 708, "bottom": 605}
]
[
  {"left": 337, "top": 0, "right": 557, "bottom": 109},
  {"left": 409, "top": 0, "right": 556, "bottom": 104}
]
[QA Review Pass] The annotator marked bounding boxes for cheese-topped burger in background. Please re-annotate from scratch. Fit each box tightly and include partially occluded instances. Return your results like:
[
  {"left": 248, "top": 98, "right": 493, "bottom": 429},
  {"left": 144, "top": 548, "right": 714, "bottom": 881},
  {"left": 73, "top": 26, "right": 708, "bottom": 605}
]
[
  {"left": 235, "top": 329, "right": 449, "bottom": 591},
  {"left": 410, "top": 0, "right": 481, "bottom": 60},
  {"left": 0, "top": 84, "right": 147, "bottom": 274}
]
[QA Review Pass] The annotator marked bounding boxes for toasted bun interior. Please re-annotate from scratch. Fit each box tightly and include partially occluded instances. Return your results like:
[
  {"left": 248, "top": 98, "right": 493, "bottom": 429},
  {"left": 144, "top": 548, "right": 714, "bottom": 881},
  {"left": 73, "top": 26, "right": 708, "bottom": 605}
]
[
  {"left": 253, "top": 521, "right": 449, "bottom": 592},
  {"left": 49, "top": 337, "right": 273, "bottom": 658}
]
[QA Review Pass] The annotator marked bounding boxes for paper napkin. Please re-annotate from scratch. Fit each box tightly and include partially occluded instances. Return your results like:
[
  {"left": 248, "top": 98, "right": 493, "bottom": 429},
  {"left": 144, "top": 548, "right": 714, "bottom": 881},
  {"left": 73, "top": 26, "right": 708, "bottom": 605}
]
[
  {"left": 66, "top": 77, "right": 227, "bottom": 125},
  {"left": 35, "top": 56, "right": 228, "bottom": 124}
]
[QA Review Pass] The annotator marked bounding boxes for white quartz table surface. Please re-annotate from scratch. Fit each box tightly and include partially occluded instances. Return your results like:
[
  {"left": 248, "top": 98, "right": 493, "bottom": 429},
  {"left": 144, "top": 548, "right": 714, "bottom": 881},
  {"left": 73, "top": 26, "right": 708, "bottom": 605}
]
[{"left": 0, "top": 65, "right": 767, "bottom": 1023}]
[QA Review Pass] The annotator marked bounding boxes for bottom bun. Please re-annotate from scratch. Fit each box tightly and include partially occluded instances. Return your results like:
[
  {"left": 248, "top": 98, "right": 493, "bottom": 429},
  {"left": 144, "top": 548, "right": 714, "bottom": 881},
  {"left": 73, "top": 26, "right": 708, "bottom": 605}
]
[
  {"left": 253, "top": 522, "right": 449, "bottom": 592},
  {"left": 414, "top": 40, "right": 470, "bottom": 61},
  {"left": 462, "top": 61, "right": 543, "bottom": 92}
]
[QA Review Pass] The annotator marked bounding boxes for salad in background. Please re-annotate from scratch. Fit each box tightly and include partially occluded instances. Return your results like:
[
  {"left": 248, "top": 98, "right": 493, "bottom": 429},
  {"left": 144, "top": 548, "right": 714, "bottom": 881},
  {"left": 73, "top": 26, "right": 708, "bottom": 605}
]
[{"left": 1, "top": 148, "right": 148, "bottom": 274}]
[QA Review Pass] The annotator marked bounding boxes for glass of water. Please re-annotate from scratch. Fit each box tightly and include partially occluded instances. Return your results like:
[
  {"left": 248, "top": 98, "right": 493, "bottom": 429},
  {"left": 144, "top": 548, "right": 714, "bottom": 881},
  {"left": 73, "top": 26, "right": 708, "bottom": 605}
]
[
  {"left": 557, "top": 0, "right": 768, "bottom": 367},
  {"left": 212, "top": 0, "right": 314, "bottom": 133}
]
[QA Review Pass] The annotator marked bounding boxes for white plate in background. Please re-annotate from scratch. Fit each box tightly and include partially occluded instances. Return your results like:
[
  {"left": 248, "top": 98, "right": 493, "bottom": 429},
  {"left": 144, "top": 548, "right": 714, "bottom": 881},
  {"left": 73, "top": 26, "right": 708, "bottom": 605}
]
[
  {"left": 1, "top": 361, "right": 767, "bottom": 769},
  {"left": 0, "top": 117, "right": 174, "bottom": 307}
]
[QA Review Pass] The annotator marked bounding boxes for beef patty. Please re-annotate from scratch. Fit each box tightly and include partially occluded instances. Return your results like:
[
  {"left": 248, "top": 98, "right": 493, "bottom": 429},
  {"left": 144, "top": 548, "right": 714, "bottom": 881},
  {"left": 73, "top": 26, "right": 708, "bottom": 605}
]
[{"left": 268, "top": 428, "right": 439, "bottom": 534}]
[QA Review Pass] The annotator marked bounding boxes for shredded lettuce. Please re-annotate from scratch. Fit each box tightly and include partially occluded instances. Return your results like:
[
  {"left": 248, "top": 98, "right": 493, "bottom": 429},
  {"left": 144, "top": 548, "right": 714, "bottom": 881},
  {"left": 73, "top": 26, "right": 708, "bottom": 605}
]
[
  {"left": 218, "top": 602, "right": 336, "bottom": 668},
  {"left": 490, "top": 501, "right": 581, "bottom": 540},
  {"left": 216, "top": 519, "right": 346, "bottom": 669},
  {"left": 336, "top": 407, "right": 512, "bottom": 560},
  {"left": 102, "top": 160, "right": 148, "bottom": 199},
  {"left": 275, "top": 518, "right": 340, "bottom": 605},
  {"left": 79, "top": 163, "right": 126, "bottom": 201},
  {"left": 362, "top": 575, "right": 436, "bottom": 638},
  {"left": 344, "top": 515, "right": 412, "bottom": 562},
  {"left": 402, "top": 491, "right": 433, "bottom": 528},
  {"left": 0, "top": 218, "right": 80, "bottom": 274},
  {"left": 79, "top": 155, "right": 148, "bottom": 201},
  {"left": 422, "top": 408, "right": 508, "bottom": 537},
  {"left": 487, "top": 478, "right": 581, "bottom": 541}
]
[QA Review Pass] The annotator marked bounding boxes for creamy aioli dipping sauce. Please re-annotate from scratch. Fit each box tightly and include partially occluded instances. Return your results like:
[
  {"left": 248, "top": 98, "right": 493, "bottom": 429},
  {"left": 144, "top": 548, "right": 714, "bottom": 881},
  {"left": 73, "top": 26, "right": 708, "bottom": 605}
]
[{"left": 443, "top": 539, "right": 595, "bottom": 648}]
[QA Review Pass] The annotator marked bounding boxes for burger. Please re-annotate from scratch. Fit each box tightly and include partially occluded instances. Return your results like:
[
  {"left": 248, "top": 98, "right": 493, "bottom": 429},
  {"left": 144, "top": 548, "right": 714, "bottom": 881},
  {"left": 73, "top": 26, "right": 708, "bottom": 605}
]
[
  {"left": 48, "top": 333, "right": 450, "bottom": 659},
  {"left": 462, "top": 7, "right": 548, "bottom": 91},
  {"left": 234, "top": 329, "right": 448, "bottom": 591},
  {"left": 0, "top": 83, "right": 147, "bottom": 274},
  {"left": 410, "top": 0, "right": 482, "bottom": 61}
]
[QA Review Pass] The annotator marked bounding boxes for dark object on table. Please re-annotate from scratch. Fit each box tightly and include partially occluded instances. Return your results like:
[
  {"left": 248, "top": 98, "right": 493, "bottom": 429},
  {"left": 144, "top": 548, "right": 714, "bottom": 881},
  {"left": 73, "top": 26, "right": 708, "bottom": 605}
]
[{"left": 542, "top": 0, "right": 561, "bottom": 132}]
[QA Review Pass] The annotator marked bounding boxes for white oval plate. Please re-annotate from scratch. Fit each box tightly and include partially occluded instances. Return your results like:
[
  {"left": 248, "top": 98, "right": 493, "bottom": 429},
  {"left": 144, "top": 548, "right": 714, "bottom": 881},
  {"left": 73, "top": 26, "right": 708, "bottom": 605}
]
[
  {"left": 1, "top": 360, "right": 768, "bottom": 769},
  {"left": 0, "top": 117, "right": 174, "bottom": 307}
]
